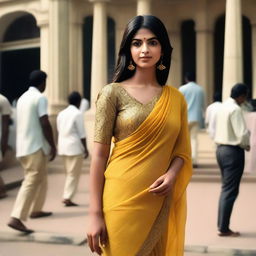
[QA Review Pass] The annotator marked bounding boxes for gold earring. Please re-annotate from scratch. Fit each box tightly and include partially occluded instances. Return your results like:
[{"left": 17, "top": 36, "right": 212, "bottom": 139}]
[
  {"left": 128, "top": 61, "right": 135, "bottom": 71},
  {"left": 157, "top": 58, "right": 166, "bottom": 71}
]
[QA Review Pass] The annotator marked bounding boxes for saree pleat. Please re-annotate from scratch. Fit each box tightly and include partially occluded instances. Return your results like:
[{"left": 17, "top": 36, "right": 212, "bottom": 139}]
[{"left": 102, "top": 86, "right": 192, "bottom": 256}]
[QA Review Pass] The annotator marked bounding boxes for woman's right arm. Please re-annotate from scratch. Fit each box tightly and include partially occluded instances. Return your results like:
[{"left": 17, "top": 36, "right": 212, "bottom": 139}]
[{"left": 87, "top": 142, "right": 111, "bottom": 255}]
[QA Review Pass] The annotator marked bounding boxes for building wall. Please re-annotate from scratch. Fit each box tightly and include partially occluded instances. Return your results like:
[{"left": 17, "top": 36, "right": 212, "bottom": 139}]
[{"left": 0, "top": 0, "right": 256, "bottom": 150}]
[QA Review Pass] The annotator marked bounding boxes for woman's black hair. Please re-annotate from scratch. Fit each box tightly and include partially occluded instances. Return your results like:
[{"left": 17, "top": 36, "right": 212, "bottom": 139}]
[{"left": 112, "top": 15, "right": 173, "bottom": 86}]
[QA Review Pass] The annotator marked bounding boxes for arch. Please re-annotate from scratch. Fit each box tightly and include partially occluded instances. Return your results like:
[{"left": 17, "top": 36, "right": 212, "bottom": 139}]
[
  {"left": 181, "top": 20, "right": 196, "bottom": 83},
  {"left": 0, "top": 12, "right": 40, "bottom": 102},
  {"left": 0, "top": 11, "right": 39, "bottom": 42},
  {"left": 214, "top": 14, "right": 252, "bottom": 97},
  {"left": 3, "top": 14, "right": 39, "bottom": 42},
  {"left": 82, "top": 16, "right": 116, "bottom": 103}
]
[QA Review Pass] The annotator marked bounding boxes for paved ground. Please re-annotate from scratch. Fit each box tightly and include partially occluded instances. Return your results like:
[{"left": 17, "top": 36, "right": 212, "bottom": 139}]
[
  {"left": 1, "top": 170, "right": 256, "bottom": 255},
  {"left": 1, "top": 131, "right": 256, "bottom": 255},
  {"left": 0, "top": 242, "right": 222, "bottom": 256}
]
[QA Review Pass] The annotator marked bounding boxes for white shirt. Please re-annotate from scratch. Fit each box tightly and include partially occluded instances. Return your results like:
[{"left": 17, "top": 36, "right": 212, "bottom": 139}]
[
  {"left": 16, "top": 87, "right": 50, "bottom": 157},
  {"left": 205, "top": 101, "right": 222, "bottom": 139},
  {"left": 214, "top": 98, "right": 250, "bottom": 149},
  {"left": 57, "top": 105, "right": 86, "bottom": 156}
]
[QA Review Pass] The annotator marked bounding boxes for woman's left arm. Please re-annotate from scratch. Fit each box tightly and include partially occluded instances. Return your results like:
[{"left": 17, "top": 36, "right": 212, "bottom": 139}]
[{"left": 149, "top": 156, "right": 184, "bottom": 196}]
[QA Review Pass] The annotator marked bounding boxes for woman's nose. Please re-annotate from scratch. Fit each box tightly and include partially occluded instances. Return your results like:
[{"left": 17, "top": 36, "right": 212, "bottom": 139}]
[{"left": 141, "top": 42, "right": 149, "bottom": 53}]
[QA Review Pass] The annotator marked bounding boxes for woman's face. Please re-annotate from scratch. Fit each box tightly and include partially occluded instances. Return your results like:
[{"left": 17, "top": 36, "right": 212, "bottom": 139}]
[{"left": 130, "top": 28, "right": 162, "bottom": 69}]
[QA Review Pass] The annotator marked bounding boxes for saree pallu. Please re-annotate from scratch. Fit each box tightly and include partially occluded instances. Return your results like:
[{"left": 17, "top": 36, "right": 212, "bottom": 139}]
[{"left": 102, "top": 86, "right": 192, "bottom": 256}]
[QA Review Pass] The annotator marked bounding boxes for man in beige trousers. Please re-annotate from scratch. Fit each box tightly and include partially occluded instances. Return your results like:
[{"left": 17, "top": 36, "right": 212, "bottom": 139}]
[
  {"left": 57, "top": 91, "right": 88, "bottom": 206},
  {"left": 7, "top": 70, "right": 56, "bottom": 233}
]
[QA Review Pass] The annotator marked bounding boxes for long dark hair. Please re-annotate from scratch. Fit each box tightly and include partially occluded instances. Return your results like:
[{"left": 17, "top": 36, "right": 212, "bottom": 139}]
[{"left": 112, "top": 15, "right": 173, "bottom": 86}]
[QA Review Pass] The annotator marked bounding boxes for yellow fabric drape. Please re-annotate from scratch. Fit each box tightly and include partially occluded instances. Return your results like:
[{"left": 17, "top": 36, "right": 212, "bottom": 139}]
[{"left": 102, "top": 86, "right": 192, "bottom": 256}]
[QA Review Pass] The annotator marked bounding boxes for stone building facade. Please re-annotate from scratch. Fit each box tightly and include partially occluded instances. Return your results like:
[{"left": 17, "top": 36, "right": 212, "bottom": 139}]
[{"left": 0, "top": 0, "right": 255, "bottom": 148}]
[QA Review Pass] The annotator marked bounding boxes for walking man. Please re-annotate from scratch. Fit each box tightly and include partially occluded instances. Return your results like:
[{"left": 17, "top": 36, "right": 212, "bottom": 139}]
[
  {"left": 8, "top": 70, "right": 56, "bottom": 233},
  {"left": 179, "top": 72, "right": 205, "bottom": 167},
  {"left": 0, "top": 93, "right": 12, "bottom": 198},
  {"left": 57, "top": 91, "right": 88, "bottom": 206},
  {"left": 214, "top": 83, "right": 250, "bottom": 237}
]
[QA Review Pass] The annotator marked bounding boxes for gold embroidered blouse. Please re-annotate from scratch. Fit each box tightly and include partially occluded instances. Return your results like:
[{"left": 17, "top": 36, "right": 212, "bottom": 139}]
[{"left": 94, "top": 83, "right": 163, "bottom": 144}]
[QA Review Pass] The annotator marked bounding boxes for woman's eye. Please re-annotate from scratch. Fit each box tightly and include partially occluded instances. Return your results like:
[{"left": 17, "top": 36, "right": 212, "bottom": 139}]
[
  {"left": 149, "top": 40, "right": 158, "bottom": 46},
  {"left": 132, "top": 41, "right": 141, "bottom": 47}
]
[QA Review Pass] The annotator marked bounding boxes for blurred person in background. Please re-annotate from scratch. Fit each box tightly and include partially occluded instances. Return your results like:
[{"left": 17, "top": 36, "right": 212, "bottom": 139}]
[
  {"left": 7, "top": 70, "right": 56, "bottom": 233},
  {"left": 214, "top": 83, "right": 250, "bottom": 237},
  {"left": 57, "top": 91, "right": 89, "bottom": 207},
  {"left": 179, "top": 71, "right": 205, "bottom": 167}
]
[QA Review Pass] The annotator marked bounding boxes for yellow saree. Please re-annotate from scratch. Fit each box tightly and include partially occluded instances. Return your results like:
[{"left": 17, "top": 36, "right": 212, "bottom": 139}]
[{"left": 102, "top": 86, "right": 192, "bottom": 256}]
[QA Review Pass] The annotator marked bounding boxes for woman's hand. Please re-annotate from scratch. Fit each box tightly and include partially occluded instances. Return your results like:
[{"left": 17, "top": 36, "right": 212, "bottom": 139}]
[
  {"left": 149, "top": 171, "right": 176, "bottom": 197},
  {"left": 87, "top": 213, "right": 108, "bottom": 255}
]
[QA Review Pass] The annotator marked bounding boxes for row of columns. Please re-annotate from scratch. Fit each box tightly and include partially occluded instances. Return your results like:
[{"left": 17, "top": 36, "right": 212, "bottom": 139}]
[
  {"left": 42, "top": 0, "right": 254, "bottom": 113},
  {"left": 39, "top": 0, "right": 255, "bottom": 122}
]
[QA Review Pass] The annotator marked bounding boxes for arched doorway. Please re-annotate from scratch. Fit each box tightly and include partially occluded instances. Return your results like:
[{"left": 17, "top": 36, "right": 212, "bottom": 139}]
[
  {"left": 82, "top": 16, "right": 115, "bottom": 105},
  {"left": 181, "top": 20, "right": 196, "bottom": 84},
  {"left": 0, "top": 13, "right": 40, "bottom": 103},
  {"left": 214, "top": 15, "right": 252, "bottom": 98}
]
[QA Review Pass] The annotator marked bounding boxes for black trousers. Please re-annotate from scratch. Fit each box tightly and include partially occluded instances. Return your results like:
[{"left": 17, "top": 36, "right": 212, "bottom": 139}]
[{"left": 216, "top": 145, "right": 245, "bottom": 232}]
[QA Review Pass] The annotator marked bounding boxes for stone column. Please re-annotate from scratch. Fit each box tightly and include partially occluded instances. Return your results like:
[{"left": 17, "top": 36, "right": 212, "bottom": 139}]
[
  {"left": 252, "top": 23, "right": 256, "bottom": 98},
  {"left": 69, "top": 2, "right": 83, "bottom": 94},
  {"left": 89, "top": 0, "right": 108, "bottom": 108},
  {"left": 137, "top": 0, "right": 152, "bottom": 15},
  {"left": 85, "top": 0, "right": 109, "bottom": 151},
  {"left": 47, "top": 0, "right": 70, "bottom": 114},
  {"left": 196, "top": 28, "right": 213, "bottom": 105},
  {"left": 194, "top": 0, "right": 214, "bottom": 105},
  {"left": 168, "top": 29, "right": 182, "bottom": 88},
  {"left": 222, "top": 0, "right": 243, "bottom": 100}
]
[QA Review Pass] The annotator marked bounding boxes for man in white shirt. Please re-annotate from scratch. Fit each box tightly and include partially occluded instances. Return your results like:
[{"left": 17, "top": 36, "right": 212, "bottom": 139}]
[
  {"left": 214, "top": 83, "right": 250, "bottom": 237},
  {"left": 57, "top": 91, "right": 88, "bottom": 206},
  {"left": 179, "top": 72, "right": 205, "bottom": 167},
  {"left": 0, "top": 94, "right": 12, "bottom": 199},
  {"left": 205, "top": 92, "right": 222, "bottom": 140},
  {"left": 7, "top": 70, "right": 56, "bottom": 233}
]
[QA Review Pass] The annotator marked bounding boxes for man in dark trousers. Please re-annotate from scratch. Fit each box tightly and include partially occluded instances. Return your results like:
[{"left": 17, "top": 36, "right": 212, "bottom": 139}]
[{"left": 214, "top": 83, "right": 250, "bottom": 237}]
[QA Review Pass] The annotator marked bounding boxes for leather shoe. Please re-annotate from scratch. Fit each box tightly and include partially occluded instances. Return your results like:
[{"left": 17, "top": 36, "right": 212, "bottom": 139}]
[
  {"left": 218, "top": 230, "right": 240, "bottom": 237},
  {"left": 63, "top": 199, "right": 79, "bottom": 207},
  {"left": 30, "top": 211, "right": 52, "bottom": 219},
  {"left": 7, "top": 217, "right": 34, "bottom": 234}
]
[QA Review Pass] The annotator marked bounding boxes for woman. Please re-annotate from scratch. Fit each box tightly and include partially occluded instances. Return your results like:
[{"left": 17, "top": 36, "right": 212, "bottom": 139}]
[{"left": 87, "top": 15, "right": 192, "bottom": 256}]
